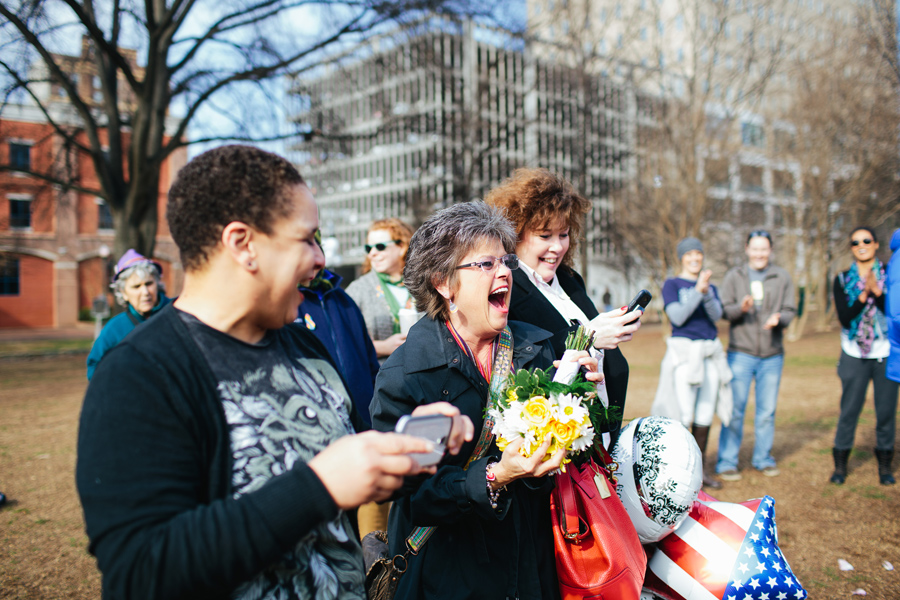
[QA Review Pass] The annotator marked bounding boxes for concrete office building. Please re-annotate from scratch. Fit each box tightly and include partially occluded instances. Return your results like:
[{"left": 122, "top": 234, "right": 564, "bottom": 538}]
[{"left": 289, "top": 20, "right": 646, "bottom": 304}]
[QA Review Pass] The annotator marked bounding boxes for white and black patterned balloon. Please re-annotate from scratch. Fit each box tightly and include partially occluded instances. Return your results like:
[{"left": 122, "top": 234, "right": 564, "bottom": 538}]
[{"left": 611, "top": 416, "right": 703, "bottom": 544}]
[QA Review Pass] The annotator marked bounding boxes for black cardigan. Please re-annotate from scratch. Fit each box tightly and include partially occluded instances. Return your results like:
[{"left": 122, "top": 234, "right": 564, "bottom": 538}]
[
  {"left": 508, "top": 266, "right": 630, "bottom": 446},
  {"left": 76, "top": 304, "right": 366, "bottom": 600}
]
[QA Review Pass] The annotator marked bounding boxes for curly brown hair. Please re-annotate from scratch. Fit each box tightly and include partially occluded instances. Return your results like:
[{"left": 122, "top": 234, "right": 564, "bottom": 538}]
[
  {"left": 167, "top": 145, "right": 305, "bottom": 271},
  {"left": 484, "top": 168, "right": 591, "bottom": 270},
  {"left": 361, "top": 218, "right": 415, "bottom": 275}
]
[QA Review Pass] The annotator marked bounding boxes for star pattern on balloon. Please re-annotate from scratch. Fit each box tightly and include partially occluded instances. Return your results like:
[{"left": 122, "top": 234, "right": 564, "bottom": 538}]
[{"left": 722, "top": 497, "right": 807, "bottom": 600}]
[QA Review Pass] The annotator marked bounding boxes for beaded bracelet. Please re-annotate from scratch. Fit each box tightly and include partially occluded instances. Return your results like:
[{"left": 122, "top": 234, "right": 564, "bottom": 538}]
[{"left": 485, "top": 461, "right": 506, "bottom": 510}]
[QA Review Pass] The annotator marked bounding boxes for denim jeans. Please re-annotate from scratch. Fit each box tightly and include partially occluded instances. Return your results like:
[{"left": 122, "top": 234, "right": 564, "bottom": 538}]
[{"left": 716, "top": 351, "right": 784, "bottom": 472}]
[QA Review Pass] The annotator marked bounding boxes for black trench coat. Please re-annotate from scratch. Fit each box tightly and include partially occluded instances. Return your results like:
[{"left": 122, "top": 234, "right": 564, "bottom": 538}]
[{"left": 370, "top": 316, "right": 561, "bottom": 600}]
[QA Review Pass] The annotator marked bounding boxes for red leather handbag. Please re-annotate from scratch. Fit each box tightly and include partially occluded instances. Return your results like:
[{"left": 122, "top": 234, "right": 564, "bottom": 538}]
[{"left": 550, "top": 450, "right": 647, "bottom": 600}]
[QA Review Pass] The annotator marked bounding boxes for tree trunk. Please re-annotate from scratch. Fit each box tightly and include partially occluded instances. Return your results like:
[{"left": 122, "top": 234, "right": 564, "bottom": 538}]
[{"left": 113, "top": 170, "right": 160, "bottom": 259}]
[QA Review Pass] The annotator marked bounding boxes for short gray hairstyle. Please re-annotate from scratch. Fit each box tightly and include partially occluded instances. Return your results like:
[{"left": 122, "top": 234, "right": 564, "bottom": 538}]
[
  {"left": 110, "top": 262, "right": 164, "bottom": 307},
  {"left": 404, "top": 201, "right": 517, "bottom": 321}
]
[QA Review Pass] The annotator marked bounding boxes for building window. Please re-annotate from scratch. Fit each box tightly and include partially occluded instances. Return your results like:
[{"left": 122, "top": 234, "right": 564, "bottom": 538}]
[
  {"left": 741, "top": 122, "right": 765, "bottom": 147},
  {"left": 9, "top": 142, "right": 31, "bottom": 170},
  {"left": 8, "top": 196, "right": 31, "bottom": 228},
  {"left": 774, "top": 129, "right": 796, "bottom": 153},
  {"left": 740, "top": 165, "right": 764, "bottom": 193},
  {"left": 97, "top": 198, "right": 114, "bottom": 230},
  {"left": 773, "top": 170, "right": 795, "bottom": 196},
  {"left": 0, "top": 257, "right": 19, "bottom": 296},
  {"left": 706, "top": 158, "right": 730, "bottom": 187}
]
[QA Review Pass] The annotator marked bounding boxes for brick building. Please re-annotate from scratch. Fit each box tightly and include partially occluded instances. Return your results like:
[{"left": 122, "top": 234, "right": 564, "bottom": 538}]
[{"left": 0, "top": 39, "right": 185, "bottom": 329}]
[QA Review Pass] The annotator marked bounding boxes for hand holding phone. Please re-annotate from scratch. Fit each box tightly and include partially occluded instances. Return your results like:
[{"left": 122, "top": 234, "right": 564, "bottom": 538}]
[
  {"left": 394, "top": 414, "right": 452, "bottom": 468},
  {"left": 625, "top": 289, "right": 652, "bottom": 325}
]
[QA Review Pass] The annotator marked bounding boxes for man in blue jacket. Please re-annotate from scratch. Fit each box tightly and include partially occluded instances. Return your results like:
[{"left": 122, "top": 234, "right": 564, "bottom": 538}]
[
  {"left": 297, "top": 235, "right": 380, "bottom": 425},
  {"left": 887, "top": 228, "right": 900, "bottom": 384}
]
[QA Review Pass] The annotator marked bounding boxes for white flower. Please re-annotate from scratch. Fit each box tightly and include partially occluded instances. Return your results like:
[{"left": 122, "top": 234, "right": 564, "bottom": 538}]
[
  {"left": 491, "top": 401, "right": 529, "bottom": 442},
  {"left": 552, "top": 392, "right": 589, "bottom": 424},
  {"left": 570, "top": 425, "right": 595, "bottom": 453}
]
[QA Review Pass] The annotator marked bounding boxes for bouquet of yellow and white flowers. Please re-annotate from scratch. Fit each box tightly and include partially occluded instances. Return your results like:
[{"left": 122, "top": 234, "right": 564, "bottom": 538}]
[{"left": 488, "top": 327, "right": 619, "bottom": 466}]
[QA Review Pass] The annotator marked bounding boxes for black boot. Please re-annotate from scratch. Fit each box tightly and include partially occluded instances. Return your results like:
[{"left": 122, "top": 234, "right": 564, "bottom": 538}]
[
  {"left": 829, "top": 448, "right": 850, "bottom": 484},
  {"left": 875, "top": 449, "right": 895, "bottom": 485},
  {"left": 692, "top": 425, "right": 722, "bottom": 489}
]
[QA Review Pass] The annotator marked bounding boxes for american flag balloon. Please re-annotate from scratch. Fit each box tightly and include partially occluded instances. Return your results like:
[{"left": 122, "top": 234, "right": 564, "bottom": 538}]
[{"left": 643, "top": 492, "right": 808, "bottom": 600}]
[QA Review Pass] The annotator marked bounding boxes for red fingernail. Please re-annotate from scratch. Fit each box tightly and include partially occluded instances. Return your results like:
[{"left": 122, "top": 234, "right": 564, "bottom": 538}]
[{"left": 620, "top": 306, "right": 627, "bottom": 310}]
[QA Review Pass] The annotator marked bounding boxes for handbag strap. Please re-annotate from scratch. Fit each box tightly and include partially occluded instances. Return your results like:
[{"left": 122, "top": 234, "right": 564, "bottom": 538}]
[
  {"left": 556, "top": 448, "right": 621, "bottom": 544},
  {"left": 404, "top": 326, "right": 514, "bottom": 554},
  {"left": 558, "top": 466, "right": 584, "bottom": 541}
]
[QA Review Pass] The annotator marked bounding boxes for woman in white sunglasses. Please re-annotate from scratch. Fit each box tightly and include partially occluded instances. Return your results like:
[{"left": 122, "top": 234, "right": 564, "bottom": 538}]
[{"left": 346, "top": 218, "right": 416, "bottom": 361}]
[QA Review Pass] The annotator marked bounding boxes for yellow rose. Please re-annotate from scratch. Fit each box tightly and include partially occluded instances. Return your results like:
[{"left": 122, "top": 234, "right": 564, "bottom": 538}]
[
  {"left": 550, "top": 419, "right": 581, "bottom": 446},
  {"left": 521, "top": 396, "right": 552, "bottom": 428}
]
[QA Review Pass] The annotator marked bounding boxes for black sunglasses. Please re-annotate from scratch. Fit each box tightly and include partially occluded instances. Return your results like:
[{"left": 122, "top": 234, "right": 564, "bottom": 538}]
[
  {"left": 365, "top": 240, "right": 401, "bottom": 253},
  {"left": 456, "top": 254, "right": 519, "bottom": 273},
  {"left": 851, "top": 238, "right": 874, "bottom": 247},
  {"left": 747, "top": 229, "right": 772, "bottom": 243}
]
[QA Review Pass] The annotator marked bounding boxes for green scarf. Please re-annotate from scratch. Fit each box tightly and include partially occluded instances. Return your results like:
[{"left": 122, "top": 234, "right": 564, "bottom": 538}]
[{"left": 375, "top": 271, "right": 405, "bottom": 334}]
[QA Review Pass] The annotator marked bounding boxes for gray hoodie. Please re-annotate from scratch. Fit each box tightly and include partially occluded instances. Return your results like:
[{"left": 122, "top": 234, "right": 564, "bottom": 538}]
[{"left": 720, "top": 264, "right": 796, "bottom": 357}]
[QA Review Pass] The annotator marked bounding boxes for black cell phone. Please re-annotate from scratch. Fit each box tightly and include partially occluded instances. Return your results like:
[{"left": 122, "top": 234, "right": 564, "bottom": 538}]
[
  {"left": 625, "top": 289, "right": 652, "bottom": 325},
  {"left": 394, "top": 414, "right": 452, "bottom": 468}
]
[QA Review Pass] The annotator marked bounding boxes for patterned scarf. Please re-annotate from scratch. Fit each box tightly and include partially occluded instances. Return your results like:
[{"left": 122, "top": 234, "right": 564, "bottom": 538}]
[{"left": 842, "top": 259, "right": 887, "bottom": 357}]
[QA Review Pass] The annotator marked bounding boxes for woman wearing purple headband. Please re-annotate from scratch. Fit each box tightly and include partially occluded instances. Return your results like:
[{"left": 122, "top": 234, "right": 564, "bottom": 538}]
[{"left": 85, "top": 249, "right": 172, "bottom": 379}]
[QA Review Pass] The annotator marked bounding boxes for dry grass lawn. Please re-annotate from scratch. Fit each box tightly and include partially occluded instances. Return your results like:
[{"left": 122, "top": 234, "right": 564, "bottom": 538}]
[{"left": 0, "top": 323, "right": 898, "bottom": 598}]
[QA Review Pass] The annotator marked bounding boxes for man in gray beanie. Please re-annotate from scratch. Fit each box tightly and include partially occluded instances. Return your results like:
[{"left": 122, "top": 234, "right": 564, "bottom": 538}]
[
  {"left": 652, "top": 236, "right": 730, "bottom": 489},
  {"left": 676, "top": 237, "right": 704, "bottom": 262}
]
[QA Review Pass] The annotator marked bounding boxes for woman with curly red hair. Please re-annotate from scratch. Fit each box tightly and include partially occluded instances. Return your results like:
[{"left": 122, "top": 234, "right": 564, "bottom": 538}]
[{"left": 486, "top": 168, "right": 643, "bottom": 448}]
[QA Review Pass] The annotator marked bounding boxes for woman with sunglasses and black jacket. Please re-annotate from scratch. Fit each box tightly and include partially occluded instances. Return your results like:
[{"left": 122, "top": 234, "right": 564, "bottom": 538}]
[{"left": 830, "top": 226, "right": 899, "bottom": 486}]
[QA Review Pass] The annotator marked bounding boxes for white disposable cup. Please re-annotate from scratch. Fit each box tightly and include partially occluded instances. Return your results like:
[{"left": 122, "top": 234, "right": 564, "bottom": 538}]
[{"left": 398, "top": 308, "right": 419, "bottom": 335}]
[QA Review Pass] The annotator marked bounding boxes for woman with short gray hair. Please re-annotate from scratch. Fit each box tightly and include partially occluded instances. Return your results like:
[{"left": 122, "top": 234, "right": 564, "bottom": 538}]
[
  {"left": 403, "top": 201, "right": 517, "bottom": 322},
  {"left": 370, "top": 201, "right": 602, "bottom": 600},
  {"left": 86, "top": 249, "right": 171, "bottom": 379}
]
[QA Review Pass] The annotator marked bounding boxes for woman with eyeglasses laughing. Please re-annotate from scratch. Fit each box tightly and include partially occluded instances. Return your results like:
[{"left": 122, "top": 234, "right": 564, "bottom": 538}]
[
  {"left": 370, "top": 202, "right": 601, "bottom": 600},
  {"left": 346, "top": 218, "right": 417, "bottom": 360},
  {"left": 830, "top": 226, "right": 898, "bottom": 485}
]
